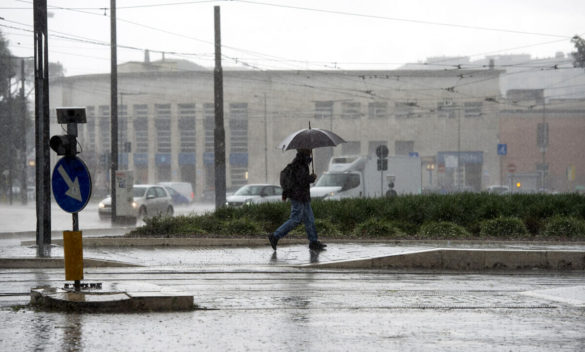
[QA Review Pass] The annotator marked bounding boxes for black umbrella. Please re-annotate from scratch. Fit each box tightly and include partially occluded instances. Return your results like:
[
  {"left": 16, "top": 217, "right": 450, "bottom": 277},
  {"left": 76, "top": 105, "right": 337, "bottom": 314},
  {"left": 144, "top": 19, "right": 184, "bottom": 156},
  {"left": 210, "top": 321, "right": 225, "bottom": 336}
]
[
  {"left": 278, "top": 123, "right": 346, "bottom": 152},
  {"left": 278, "top": 123, "right": 346, "bottom": 173}
]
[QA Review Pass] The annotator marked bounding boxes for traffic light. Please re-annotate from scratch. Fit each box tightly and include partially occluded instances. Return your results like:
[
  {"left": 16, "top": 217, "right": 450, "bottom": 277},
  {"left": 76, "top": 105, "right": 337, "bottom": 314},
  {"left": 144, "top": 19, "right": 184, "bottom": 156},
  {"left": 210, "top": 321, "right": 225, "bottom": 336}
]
[
  {"left": 50, "top": 108, "right": 86, "bottom": 157},
  {"left": 50, "top": 135, "right": 77, "bottom": 156}
]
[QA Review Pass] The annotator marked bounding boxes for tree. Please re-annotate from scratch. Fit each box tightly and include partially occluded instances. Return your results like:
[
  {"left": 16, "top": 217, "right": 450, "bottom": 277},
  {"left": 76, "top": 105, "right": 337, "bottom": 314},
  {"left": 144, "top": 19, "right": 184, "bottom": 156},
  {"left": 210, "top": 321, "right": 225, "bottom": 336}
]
[{"left": 571, "top": 35, "right": 585, "bottom": 68}]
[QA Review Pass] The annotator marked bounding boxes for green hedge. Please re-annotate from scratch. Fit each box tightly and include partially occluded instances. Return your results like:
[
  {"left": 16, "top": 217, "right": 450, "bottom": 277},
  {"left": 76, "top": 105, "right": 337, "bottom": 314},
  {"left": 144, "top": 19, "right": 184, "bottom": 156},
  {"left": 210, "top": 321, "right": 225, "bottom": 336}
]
[{"left": 127, "top": 193, "right": 585, "bottom": 240}]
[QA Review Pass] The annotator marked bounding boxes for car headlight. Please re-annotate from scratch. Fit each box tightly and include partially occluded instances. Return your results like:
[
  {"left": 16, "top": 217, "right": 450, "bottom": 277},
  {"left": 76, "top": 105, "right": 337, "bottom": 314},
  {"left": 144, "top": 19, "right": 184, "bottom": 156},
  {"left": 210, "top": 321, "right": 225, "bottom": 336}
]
[
  {"left": 244, "top": 199, "right": 253, "bottom": 205},
  {"left": 98, "top": 202, "right": 105, "bottom": 209},
  {"left": 132, "top": 201, "right": 139, "bottom": 209}
]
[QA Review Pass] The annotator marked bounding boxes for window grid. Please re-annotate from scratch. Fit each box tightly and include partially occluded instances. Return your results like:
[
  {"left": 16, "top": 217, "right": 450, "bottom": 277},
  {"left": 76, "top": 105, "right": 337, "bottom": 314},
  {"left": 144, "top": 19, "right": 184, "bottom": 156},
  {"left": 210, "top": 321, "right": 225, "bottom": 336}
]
[
  {"left": 368, "top": 102, "right": 388, "bottom": 119},
  {"left": 229, "top": 103, "right": 248, "bottom": 154},
  {"left": 133, "top": 104, "right": 149, "bottom": 154},
  {"left": 178, "top": 103, "right": 196, "bottom": 153},
  {"left": 464, "top": 101, "right": 482, "bottom": 118},
  {"left": 437, "top": 100, "right": 456, "bottom": 119},
  {"left": 85, "top": 106, "right": 96, "bottom": 152},
  {"left": 98, "top": 105, "right": 110, "bottom": 151},
  {"left": 314, "top": 101, "right": 333, "bottom": 120},
  {"left": 341, "top": 102, "right": 361, "bottom": 119},
  {"left": 204, "top": 103, "right": 215, "bottom": 153},
  {"left": 155, "top": 104, "right": 172, "bottom": 153}
]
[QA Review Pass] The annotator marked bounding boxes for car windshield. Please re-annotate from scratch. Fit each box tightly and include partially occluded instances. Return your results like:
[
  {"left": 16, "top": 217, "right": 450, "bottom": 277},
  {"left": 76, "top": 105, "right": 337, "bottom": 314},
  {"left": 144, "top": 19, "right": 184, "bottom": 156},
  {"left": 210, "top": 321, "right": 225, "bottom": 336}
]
[
  {"left": 133, "top": 187, "right": 147, "bottom": 197},
  {"left": 315, "top": 173, "right": 360, "bottom": 190},
  {"left": 234, "top": 185, "right": 264, "bottom": 196},
  {"left": 165, "top": 187, "right": 178, "bottom": 196}
]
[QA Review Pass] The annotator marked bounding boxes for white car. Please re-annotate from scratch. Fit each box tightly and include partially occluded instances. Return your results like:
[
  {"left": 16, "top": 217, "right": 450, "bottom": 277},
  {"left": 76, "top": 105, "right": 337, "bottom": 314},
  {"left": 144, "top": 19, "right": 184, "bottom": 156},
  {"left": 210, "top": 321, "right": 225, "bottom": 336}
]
[
  {"left": 98, "top": 184, "right": 174, "bottom": 220},
  {"left": 226, "top": 184, "right": 283, "bottom": 207}
]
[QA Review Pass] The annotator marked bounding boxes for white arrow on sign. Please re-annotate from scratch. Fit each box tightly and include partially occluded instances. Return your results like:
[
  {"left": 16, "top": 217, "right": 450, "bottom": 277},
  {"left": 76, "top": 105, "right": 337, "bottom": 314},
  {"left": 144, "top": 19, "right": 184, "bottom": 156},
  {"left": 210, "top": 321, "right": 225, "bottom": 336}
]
[{"left": 57, "top": 165, "right": 82, "bottom": 202}]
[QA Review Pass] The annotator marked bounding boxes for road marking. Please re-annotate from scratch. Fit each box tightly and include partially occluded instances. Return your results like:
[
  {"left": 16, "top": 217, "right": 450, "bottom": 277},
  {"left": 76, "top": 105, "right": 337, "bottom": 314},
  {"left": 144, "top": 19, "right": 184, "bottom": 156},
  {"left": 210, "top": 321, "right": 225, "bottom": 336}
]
[{"left": 57, "top": 165, "right": 82, "bottom": 202}]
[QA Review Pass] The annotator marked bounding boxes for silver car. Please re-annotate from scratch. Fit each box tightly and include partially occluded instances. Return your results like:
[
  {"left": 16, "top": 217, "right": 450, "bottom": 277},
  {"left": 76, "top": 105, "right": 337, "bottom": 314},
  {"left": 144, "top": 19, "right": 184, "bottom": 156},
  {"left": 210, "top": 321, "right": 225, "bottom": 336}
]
[
  {"left": 225, "top": 184, "right": 283, "bottom": 207},
  {"left": 98, "top": 184, "right": 174, "bottom": 220}
]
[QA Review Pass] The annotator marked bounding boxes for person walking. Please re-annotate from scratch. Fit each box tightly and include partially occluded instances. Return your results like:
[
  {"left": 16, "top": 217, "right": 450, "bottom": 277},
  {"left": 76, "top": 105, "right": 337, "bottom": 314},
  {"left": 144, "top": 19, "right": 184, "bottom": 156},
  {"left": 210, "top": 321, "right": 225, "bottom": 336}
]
[{"left": 268, "top": 149, "right": 327, "bottom": 251}]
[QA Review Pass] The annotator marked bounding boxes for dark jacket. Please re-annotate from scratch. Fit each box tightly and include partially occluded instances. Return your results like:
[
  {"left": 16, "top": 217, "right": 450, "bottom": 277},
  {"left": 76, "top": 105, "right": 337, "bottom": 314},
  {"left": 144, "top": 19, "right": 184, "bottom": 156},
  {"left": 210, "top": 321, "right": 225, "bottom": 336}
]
[{"left": 285, "top": 153, "right": 316, "bottom": 202}]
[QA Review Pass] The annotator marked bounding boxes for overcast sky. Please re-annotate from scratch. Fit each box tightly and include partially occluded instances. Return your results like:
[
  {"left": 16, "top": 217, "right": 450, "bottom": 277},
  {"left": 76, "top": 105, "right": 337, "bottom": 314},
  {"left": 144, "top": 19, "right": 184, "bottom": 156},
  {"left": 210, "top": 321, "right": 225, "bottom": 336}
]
[{"left": 2, "top": 0, "right": 584, "bottom": 76}]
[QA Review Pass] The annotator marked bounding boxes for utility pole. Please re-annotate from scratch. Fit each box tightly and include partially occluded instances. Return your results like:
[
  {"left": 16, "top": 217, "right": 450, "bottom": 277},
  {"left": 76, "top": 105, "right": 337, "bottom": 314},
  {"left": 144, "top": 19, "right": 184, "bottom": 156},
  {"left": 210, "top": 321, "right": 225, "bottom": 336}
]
[
  {"left": 213, "top": 6, "right": 226, "bottom": 209},
  {"left": 20, "top": 58, "right": 27, "bottom": 205},
  {"left": 110, "top": 0, "right": 118, "bottom": 223},
  {"left": 263, "top": 93, "right": 268, "bottom": 183},
  {"left": 7, "top": 56, "right": 13, "bottom": 205},
  {"left": 33, "top": 0, "right": 51, "bottom": 257}
]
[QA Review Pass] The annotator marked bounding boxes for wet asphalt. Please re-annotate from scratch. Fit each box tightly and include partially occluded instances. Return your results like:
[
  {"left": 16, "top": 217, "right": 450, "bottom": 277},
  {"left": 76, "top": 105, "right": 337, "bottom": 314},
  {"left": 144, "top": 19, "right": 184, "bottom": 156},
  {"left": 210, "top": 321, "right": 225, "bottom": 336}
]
[{"left": 1, "top": 203, "right": 585, "bottom": 351}]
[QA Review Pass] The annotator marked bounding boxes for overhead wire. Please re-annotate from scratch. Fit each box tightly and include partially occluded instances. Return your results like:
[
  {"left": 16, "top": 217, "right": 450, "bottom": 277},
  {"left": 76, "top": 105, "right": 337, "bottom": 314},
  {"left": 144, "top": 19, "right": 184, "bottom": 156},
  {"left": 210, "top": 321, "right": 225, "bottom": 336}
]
[{"left": 3, "top": 1, "right": 584, "bottom": 109}]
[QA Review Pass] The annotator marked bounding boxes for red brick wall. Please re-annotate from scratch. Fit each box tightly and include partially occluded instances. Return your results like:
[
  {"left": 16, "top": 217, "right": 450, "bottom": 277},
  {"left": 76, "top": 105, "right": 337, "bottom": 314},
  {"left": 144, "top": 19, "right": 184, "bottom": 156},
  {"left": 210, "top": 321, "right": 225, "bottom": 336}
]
[{"left": 500, "top": 111, "right": 585, "bottom": 192}]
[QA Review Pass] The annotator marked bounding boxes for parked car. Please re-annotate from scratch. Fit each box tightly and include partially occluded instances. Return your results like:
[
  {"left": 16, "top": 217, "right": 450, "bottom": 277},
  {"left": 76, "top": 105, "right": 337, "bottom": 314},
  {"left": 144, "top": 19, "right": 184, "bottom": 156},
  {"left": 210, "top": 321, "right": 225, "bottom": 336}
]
[
  {"left": 487, "top": 185, "right": 510, "bottom": 195},
  {"left": 225, "top": 184, "right": 283, "bottom": 207},
  {"left": 158, "top": 182, "right": 194, "bottom": 203},
  {"left": 98, "top": 184, "right": 174, "bottom": 221},
  {"left": 162, "top": 186, "right": 191, "bottom": 205}
]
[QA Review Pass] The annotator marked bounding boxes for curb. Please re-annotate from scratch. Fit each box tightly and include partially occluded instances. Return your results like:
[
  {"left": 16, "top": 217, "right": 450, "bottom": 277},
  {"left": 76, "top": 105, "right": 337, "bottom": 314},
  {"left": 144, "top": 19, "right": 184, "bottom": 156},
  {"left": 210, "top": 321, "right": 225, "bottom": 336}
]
[
  {"left": 30, "top": 286, "right": 196, "bottom": 312},
  {"left": 20, "top": 237, "right": 585, "bottom": 248},
  {"left": 0, "top": 257, "right": 141, "bottom": 269},
  {"left": 306, "top": 248, "right": 585, "bottom": 270},
  {"left": 22, "top": 237, "right": 309, "bottom": 247}
]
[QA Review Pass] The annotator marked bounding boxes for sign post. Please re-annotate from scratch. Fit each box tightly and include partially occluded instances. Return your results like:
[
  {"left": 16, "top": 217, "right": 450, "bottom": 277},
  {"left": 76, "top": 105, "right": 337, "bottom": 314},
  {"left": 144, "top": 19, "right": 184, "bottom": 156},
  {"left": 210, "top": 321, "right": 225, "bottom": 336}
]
[
  {"left": 376, "top": 145, "right": 389, "bottom": 195},
  {"left": 498, "top": 143, "right": 507, "bottom": 186},
  {"left": 50, "top": 108, "right": 92, "bottom": 291}
]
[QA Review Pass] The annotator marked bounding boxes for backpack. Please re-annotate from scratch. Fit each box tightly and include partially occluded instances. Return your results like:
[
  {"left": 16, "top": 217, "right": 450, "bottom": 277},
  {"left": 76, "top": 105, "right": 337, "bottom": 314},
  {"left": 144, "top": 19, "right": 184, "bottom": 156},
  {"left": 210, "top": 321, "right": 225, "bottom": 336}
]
[{"left": 280, "top": 163, "right": 295, "bottom": 195}]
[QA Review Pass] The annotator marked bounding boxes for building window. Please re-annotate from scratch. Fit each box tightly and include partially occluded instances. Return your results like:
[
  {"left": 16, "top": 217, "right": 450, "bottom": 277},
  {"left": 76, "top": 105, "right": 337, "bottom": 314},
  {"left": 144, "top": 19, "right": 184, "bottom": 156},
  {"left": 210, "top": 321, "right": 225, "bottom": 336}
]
[
  {"left": 98, "top": 105, "right": 110, "bottom": 152},
  {"left": 437, "top": 99, "right": 456, "bottom": 119},
  {"left": 84, "top": 106, "right": 96, "bottom": 153},
  {"left": 229, "top": 103, "right": 248, "bottom": 154},
  {"left": 204, "top": 103, "right": 215, "bottom": 153},
  {"left": 464, "top": 101, "right": 482, "bottom": 118},
  {"left": 118, "top": 104, "right": 128, "bottom": 153},
  {"left": 230, "top": 103, "right": 248, "bottom": 187},
  {"left": 395, "top": 102, "right": 417, "bottom": 119},
  {"left": 155, "top": 104, "right": 171, "bottom": 153},
  {"left": 133, "top": 104, "right": 149, "bottom": 154},
  {"left": 395, "top": 140, "right": 414, "bottom": 155},
  {"left": 178, "top": 103, "right": 196, "bottom": 153},
  {"left": 342, "top": 102, "right": 361, "bottom": 119},
  {"left": 368, "top": 141, "right": 387, "bottom": 156},
  {"left": 368, "top": 102, "right": 387, "bottom": 119},
  {"left": 314, "top": 101, "right": 333, "bottom": 120}
]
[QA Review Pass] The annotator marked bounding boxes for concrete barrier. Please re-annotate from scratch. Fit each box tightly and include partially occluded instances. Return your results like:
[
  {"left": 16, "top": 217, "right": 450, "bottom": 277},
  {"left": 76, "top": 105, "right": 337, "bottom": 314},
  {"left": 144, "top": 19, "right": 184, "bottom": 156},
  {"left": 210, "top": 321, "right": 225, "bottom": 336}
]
[
  {"left": 309, "top": 249, "right": 585, "bottom": 270},
  {"left": 30, "top": 286, "right": 196, "bottom": 312}
]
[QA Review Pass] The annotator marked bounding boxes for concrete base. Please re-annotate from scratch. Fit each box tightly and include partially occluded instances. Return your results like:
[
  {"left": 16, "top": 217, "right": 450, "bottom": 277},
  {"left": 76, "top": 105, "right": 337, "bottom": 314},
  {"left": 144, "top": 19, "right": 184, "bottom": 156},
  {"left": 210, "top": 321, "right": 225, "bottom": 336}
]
[
  {"left": 30, "top": 286, "right": 197, "bottom": 312},
  {"left": 309, "top": 249, "right": 585, "bottom": 270}
]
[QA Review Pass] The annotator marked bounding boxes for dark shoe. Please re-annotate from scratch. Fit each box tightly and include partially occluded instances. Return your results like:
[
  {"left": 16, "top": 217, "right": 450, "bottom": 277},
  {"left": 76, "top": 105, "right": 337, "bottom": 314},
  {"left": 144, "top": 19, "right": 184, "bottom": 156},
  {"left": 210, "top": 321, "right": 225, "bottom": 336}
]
[
  {"left": 268, "top": 234, "right": 279, "bottom": 250},
  {"left": 309, "top": 241, "right": 327, "bottom": 251}
]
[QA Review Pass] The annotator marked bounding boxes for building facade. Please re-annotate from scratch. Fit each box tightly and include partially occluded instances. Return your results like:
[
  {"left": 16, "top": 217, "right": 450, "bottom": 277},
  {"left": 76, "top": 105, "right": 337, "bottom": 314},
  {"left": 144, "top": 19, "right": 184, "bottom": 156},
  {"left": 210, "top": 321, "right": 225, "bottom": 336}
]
[
  {"left": 49, "top": 61, "right": 504, "bottom": 199},
  {"left": 500, "top": 90, "right": 585, "bottom": 193}
]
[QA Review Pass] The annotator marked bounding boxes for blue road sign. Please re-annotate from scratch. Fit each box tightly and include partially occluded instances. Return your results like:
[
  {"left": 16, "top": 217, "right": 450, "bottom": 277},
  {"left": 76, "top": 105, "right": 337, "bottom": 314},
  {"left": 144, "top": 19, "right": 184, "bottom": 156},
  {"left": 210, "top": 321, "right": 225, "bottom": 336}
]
[
  {"left": 52, "top": 156, "right": 92, "bottom": 213},
  {"left": 497, "top": 143, "right": 507, "bottom": 156}
]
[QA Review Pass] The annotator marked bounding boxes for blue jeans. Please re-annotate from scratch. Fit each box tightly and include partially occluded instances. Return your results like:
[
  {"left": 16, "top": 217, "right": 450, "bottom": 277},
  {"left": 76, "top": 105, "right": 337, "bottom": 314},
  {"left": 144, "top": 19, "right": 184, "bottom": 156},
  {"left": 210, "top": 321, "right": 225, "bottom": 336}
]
[{"left": 273, "top": 200, "right": 318, "bottom": 242}]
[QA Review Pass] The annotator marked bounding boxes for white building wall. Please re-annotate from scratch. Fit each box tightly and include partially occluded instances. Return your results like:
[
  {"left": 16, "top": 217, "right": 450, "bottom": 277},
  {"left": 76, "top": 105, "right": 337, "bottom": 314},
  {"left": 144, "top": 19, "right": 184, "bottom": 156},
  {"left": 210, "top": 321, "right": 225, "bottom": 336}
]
[{"left": 49, "top": 67, "right": 503, "bottom": 198}]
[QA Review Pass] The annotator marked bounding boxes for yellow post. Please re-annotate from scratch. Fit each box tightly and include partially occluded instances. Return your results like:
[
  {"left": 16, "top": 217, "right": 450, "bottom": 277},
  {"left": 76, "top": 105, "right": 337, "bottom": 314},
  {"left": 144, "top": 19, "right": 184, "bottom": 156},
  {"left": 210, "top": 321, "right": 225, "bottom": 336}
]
[{"left": 63, "top": 231, "right": 83, "bottom": 281}]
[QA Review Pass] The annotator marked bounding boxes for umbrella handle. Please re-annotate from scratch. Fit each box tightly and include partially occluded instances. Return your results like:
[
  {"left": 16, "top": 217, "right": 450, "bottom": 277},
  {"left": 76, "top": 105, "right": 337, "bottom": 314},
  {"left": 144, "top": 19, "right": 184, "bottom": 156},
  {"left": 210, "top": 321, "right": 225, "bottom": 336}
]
[{"left": 311, "top": 150, "right": 315, "bottom": 175}]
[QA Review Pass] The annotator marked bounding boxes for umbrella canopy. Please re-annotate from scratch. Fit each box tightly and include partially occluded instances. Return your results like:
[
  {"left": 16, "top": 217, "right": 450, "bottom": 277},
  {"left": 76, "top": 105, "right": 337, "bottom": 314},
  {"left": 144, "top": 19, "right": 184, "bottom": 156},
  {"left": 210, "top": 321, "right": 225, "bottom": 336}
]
[{"left": 278, "top": 127, "right": 346, "bottom": 151}]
